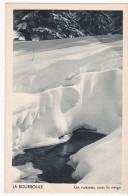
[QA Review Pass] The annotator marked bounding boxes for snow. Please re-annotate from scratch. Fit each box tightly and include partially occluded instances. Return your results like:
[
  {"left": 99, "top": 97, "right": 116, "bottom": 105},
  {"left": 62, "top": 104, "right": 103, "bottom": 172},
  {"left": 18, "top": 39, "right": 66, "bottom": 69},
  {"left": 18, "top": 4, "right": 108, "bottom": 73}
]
[
  {"left": 68, "top": 127, "right": 121, "bottom": 184},
  {"left": 13, "top": 162, "right": 43, "bottom": 183},
  {"left": 13, "top": 34, "right": 122, "bottom": 93},
  {"left": 12, "top": 166, "right": 21, "bottom": 182},
  {"left": 12, "top": 34, "right": 122, "bottom": 183},
  {"left": 12, "top": 69, "right": 122, "bottom": 152}
]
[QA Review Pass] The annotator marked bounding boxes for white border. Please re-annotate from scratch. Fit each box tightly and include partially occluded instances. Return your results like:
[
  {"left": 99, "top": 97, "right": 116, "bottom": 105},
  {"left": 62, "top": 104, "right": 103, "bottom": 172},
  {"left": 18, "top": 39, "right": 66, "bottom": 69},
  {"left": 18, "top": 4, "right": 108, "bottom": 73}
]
[{"left": 0, "top": 1, "right": 5, "bottom": 196}]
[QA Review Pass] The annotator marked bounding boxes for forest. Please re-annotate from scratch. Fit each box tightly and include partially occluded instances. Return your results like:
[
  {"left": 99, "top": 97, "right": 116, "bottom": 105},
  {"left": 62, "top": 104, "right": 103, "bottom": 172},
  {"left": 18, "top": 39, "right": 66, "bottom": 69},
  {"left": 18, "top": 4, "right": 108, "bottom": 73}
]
[{"left": 13, "top": 10, "right": 123, "bottom": 41}]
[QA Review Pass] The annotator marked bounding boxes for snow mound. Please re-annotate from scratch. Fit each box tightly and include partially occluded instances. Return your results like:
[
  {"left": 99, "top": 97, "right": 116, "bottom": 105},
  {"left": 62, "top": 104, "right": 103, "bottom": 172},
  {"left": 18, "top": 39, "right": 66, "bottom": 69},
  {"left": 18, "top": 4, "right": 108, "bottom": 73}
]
[
  {"left": 68, "top": 127, "right": 121, "bottom": 184},
  {"left": 13, "top": 162, "right": 43, "bottom": 183},
  {"left": 12, "top": 69, "right": 122, "bottom": 152},
  {"left": 12, "top": 166, "right": 21, "bottom": 182}
]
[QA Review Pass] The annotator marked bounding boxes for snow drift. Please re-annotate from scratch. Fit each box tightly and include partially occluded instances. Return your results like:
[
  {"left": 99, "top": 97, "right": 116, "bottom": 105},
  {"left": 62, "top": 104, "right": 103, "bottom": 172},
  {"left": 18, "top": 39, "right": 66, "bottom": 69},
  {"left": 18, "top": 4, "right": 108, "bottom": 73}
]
[
  {"left": 68, "top": 127, "right": 121, "bottom": 184},
  {"left": 12, "top": 69, "right": 122, "bottom": 152}
]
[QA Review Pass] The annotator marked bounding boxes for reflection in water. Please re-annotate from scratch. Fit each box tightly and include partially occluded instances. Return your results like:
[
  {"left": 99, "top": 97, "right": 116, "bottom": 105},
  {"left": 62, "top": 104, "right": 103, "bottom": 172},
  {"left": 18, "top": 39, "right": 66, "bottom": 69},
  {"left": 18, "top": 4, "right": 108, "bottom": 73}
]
[{"left": 12, "top": 129, "right": 105, "bottom": 183}]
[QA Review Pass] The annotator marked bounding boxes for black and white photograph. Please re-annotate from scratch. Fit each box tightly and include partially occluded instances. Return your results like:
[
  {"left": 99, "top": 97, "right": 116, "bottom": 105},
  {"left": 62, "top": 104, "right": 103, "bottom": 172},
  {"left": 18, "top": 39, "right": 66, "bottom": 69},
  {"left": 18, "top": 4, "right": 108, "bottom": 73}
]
[{"left": 4, "top": 3, "right": 128, "bottom": 194}]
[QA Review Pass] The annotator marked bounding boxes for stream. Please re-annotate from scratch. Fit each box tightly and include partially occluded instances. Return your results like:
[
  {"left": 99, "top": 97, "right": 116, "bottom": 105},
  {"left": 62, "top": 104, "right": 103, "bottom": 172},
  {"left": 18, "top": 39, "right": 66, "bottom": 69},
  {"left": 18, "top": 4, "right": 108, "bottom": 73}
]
[{"left": 12, "top": 129, "right": 105, "bottom": 183}]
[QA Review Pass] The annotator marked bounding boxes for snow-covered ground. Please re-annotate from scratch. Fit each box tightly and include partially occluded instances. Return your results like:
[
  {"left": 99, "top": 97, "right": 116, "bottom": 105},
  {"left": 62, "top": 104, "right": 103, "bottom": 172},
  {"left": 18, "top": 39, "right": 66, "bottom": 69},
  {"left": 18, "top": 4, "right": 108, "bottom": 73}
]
[
  {"left": 12, "top": 34, "right": 122, "bottom": 183},
  {"left": 13, "top": 34, "right": 122, "bottom": 93}
]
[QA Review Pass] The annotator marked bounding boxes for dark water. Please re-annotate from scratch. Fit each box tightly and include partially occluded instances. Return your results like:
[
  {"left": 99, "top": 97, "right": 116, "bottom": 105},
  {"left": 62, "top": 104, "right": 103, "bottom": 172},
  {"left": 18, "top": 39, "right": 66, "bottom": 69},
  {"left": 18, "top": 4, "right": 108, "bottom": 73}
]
[{"left": 12, "top": 129, "right": 105, "bottom": 183}]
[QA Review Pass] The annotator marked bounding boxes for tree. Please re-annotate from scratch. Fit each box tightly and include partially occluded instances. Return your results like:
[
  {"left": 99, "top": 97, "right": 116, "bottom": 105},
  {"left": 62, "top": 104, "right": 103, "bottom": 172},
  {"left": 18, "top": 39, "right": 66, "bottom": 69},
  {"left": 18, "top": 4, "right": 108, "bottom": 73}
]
[
  {"left": 110, "top": 11, "right": 123, "bottom": 34},
  {"left": 13, "top": 10, "right": 123, "bottom": 41},
  {"left": 74, "top": 11, "right": 112, "bottom": 36}
]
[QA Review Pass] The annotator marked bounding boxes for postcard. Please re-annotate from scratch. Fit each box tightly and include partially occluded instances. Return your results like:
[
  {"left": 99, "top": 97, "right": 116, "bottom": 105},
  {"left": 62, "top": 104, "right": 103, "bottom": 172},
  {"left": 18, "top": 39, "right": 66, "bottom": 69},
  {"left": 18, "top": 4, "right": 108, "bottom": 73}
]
[{"left": 5, "top": 3, "right": 128, "bottom": 193}]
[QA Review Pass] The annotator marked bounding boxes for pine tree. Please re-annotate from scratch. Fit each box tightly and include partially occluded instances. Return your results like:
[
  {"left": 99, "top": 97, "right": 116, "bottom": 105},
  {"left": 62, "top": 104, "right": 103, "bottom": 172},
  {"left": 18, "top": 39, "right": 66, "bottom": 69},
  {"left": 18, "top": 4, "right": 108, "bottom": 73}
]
[
  {"left": 75, "top": 11, "right": 111, "bottom": 36},
  {"left": 110, "top": 11, "right": 123, "bottom": 34},
  {"left": 13, "top": 10, "right": 123, "bottom": 41}
]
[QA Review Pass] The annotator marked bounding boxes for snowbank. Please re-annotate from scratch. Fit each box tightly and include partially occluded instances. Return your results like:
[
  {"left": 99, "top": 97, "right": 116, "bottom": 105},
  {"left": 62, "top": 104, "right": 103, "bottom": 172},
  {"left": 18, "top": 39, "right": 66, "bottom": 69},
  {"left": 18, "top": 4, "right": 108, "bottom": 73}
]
[
  {"left": 12, "top": 166, "right": 21, "bottom": 182},
  {"left": 12, "top": 69, "right": 122, "bottom": 152},
  {"left": 68, "top": 127, "right": 121, "bottom": 184},
  {"left": 13, "top": 162, "right": 43, "bottom": 183}
]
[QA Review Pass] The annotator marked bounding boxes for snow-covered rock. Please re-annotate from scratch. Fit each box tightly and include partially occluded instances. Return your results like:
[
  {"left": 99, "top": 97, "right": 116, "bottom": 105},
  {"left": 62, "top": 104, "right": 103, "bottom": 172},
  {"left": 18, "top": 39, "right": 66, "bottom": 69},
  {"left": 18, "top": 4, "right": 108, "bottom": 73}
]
[{"left": 12, "top": 69, "right": 122, "bottom": 151}]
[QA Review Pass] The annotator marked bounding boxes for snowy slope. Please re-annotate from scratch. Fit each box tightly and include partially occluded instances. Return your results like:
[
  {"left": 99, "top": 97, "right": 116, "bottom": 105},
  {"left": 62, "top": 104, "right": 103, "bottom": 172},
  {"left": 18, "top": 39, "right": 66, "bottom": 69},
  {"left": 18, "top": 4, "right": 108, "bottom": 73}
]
[{"left": 13, "top": 34, "right": 122, "bottom": 93}]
